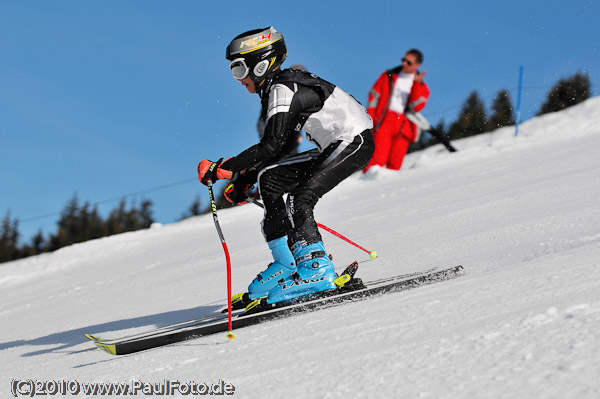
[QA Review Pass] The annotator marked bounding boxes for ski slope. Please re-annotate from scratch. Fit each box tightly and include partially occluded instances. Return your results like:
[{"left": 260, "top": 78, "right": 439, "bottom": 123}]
[{"left": 2, "top": 98, "right": 600, "bottom": 398}]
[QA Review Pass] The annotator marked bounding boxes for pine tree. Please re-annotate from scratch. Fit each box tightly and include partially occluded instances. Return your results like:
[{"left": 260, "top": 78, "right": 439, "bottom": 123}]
[
  {"left": 31, "top": 230, "right": 45, "bottom": 253},
  {"left": 539, "top": 72, "right": 591, "bottom": 115},
  {"left": 47, "top": 194, "right": 81, "bottom": 251},
  {"left": 106, "top": 198, "right": 154, "bottom": 235},
  {"left": 21, "top": 230, "right": 46, "bottom": 257},
  {"left": 80, "top": 202, "right": 105, "bottom": 241},
  {"left": 448, "top": 92, "right": 487, "bottom": 140},
  {"left": 0, "top": 211, "right": 21, "bottom": 263},
  {"left": 106, "top": 199, "right": 128, "bottom": 235},
  {"left": 181, "top": 196, "right": 205, "bottom": 220},
  {"left": 133, "top": 199, "right": 154, "bottom": 229},
  {"left": 487, "top": 90, "right": 515, "bottom": 130}
]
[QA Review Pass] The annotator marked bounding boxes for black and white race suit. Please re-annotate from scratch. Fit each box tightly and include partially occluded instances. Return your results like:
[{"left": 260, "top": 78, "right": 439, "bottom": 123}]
[{"left": 222, "top": 69, "right": 374, "bottom": 245}]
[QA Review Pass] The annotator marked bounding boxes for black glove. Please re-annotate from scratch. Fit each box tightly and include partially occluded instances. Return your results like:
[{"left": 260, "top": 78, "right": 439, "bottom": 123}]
[{"left": 224, "top": 172, "right": 255, "bottom": 204}]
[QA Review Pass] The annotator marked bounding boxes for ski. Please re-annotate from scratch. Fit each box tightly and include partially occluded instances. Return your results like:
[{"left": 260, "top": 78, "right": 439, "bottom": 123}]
[
  {"left": 85, "top": 262, "right": 361, "bottom": 344},
  {"left": 88, "top": 265, "right": 464, "bottom": 355},
  {"left": 84, "top": 262, "right": 434, "bottom": 344},
  {"left": 84, "top": 309, "right": 246, "bottom": 344},
  {"left": 86, "top": 261, "right": 362, "bottom": 345}
]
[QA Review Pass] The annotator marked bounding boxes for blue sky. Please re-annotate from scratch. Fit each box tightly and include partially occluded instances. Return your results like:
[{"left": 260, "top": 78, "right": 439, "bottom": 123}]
[{"left": 1, "top": 0, "right": 598, "bottom": 243}]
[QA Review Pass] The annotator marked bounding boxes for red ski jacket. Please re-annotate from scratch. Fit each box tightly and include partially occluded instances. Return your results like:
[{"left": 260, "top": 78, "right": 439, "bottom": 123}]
[{"left": 367, "top": 66, "right": 431, "bottom": 141}]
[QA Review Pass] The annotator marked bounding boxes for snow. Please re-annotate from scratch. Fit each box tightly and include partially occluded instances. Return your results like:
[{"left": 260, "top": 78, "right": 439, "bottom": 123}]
[{"left": 2, "top": 98, "right": 600, "bottom": 398}]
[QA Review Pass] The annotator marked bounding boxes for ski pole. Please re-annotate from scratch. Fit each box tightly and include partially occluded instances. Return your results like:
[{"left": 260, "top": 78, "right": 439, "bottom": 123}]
[
  {"left": 207, "top": 180, "right": 235, "bottom": 340},
  {"left": 247, "top": 197, "right": 377, "bottom": 258},
  {"left": 405, "top": 111, "right": 457, "bottom": 153},
  {"left": 314, "top": 222, "right": 377, "bottom": 259}
]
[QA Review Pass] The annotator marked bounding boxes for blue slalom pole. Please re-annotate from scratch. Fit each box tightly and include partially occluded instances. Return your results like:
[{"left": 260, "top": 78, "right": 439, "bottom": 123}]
[{"left": 515, "top": 65, "right": 524, "bottom": 136}]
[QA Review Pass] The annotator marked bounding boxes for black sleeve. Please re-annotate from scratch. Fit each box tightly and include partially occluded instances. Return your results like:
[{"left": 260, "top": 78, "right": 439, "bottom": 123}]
[{"left": 222, "top": 85, "right": 322, "bottom": 173}]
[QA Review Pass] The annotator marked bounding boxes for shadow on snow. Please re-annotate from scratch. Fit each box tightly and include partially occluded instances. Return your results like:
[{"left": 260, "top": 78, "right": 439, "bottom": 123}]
[{"left": 1, "top": 304, "right": 223, "bottom": 357}]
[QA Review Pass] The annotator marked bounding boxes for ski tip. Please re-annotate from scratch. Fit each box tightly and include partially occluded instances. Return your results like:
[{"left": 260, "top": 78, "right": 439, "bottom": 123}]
[
  {"left": 94, "top": 341, "right": 118, "bottom": 355},
  {"left": 84, "top": 333, "right": 104, "bottom": 342}
]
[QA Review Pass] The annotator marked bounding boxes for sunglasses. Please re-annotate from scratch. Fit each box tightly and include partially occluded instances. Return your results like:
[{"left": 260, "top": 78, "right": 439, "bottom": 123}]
[
  {"left": 402, "top": 57, "right": 416, "bottom": 66},
  {"left": 229, "top": 58, "right": 250, "bottom": 80}
]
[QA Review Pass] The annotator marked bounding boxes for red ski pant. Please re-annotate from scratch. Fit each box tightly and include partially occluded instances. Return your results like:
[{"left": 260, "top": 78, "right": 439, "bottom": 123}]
[{"left": 365, "top": 112, "right": 413, "bottom": 171}]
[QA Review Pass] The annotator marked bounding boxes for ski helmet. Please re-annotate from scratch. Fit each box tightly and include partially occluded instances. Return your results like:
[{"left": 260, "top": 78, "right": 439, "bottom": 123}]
[{"left": 226, "top": 26, "right": 287, "bottom": 84}]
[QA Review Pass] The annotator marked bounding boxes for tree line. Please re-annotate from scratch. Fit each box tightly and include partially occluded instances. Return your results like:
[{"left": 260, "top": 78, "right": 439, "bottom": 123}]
[
  {"left": 1, "top": 195, "right": 153, "bottom": 263},
  {"left": 0, "top": 71, "right": 593, "bottom": 264},
  {"left": 412, "top": 71, "right": 592, "bottom": 150}
]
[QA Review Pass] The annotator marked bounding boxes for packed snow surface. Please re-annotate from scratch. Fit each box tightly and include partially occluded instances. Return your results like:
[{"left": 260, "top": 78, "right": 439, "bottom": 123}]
[{"left": 2, "top": 98, "right": 600, "bottom": 398}]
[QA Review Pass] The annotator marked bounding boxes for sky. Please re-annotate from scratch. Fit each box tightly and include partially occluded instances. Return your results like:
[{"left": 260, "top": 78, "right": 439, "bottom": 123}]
[{"left": 1, "top": 0, "right": 599, "bottom": 244}]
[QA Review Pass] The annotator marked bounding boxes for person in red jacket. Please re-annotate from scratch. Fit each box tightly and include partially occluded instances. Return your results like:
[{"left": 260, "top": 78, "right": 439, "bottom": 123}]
[{"left": 363, "top": 49, "right": 431, "bottom": 172}]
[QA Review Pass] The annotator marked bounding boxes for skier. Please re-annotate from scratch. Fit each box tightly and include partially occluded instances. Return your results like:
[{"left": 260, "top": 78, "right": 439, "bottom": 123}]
[
  {"left": 197, "top": 27, "right": 374, "bottom": 304},
  {"left": 363, "top": 49, "right": 431, "bottom": 172}
]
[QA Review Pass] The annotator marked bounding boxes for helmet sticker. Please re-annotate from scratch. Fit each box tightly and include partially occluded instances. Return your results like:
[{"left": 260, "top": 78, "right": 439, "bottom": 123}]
[{"left": 240, "top": 31, "right": 273, "bottom": 50}]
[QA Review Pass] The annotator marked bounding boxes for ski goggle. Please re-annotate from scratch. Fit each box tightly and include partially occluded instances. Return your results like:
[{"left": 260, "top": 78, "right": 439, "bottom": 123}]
[{"left": 229, "top": 58, "right": 250, "bottom": 80}]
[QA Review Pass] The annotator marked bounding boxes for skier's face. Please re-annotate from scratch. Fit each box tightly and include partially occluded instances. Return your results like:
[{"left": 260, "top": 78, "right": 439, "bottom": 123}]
[
  {"left": 239, "top": 76, "right": 257, "bottom": 94},
  {"left": 402, "top": 54, "right": 421, "bottom": 74}
]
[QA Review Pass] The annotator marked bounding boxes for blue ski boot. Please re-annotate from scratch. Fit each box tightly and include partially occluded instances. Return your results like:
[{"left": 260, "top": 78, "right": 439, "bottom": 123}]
[
  {"left": 248, "top": 236, "right": 296, "bottom": 300},
  {"left": 267, "top": 240, "right": 338, "bottom": 304}
]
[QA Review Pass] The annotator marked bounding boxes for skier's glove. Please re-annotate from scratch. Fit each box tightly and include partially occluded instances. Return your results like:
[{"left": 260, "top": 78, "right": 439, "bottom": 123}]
[
  {"left": 224, "top": 172, "right": 253, "bottom": 204},
  {"left": 197, "top": 158, "right": 233, "bottom": 186}
]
